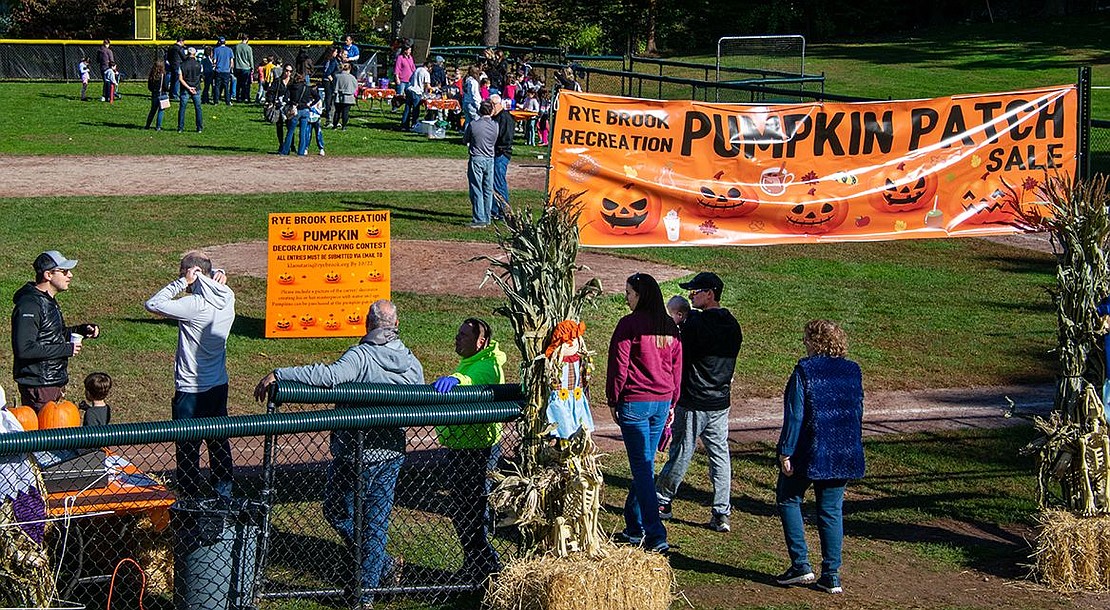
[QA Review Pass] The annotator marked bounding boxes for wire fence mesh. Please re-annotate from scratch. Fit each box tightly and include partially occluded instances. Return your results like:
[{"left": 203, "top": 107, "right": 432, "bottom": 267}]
[{"left": 0, "top": 394, "right": 521, "bottom": 609}]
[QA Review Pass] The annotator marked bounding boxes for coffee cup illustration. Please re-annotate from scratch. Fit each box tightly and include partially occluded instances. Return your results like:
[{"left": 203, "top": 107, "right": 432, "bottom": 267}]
[{"left": 759, "top": 167, "right": 795, "bottom": 196}]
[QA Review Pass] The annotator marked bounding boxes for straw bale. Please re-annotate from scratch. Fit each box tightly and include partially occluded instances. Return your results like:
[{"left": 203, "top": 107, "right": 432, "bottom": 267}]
[
  {"left": 132, "top": 515, "right": 173, "bottom": 594},
  {"left": 1034, "top": 509, "right": 1110, "bottom": 591},
  {"left": 486, "top": 545, "right": 672, "bottom": 610}
]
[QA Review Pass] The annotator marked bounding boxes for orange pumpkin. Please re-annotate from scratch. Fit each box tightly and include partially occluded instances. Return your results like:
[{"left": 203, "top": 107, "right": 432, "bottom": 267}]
[
  {"left": 39, "top": 400, "right": 81, "bottom": 429},
  {"left": 594, "top": 182, "right": 660, "bottom": 235},
  {"left": 959, "top": 172, "right": 1018, "bottom": 225},
  {"left": 778, "top": 188, "right": 849, "bottom": 234},
  {"left": 277, "top": 273, "right": 295, "bottom": 285},
  {"left": 280, "top": 229, "right": 296, "bottom": 240},
  {"left": 366, "top": 227, "right": 381, "bottom": 238},
  {"left": 324, "top": 317, "right": 342, "bottom": 330},
  {"left": 694, "top": 170, "right": 759, "bottom": 218},
  {"left": 324, "top": 272, "right": 341, "bottom": 283},
  {"left": 11, "top": 406, "right": 38, "bottom": 431},
  {"left": 299, "top": 314, "right": 316, "bottom": 327},
  {"left": 347, "top": 312, "right": 363, "bottom": 325},
  {"left": 275, "top": 318, "right": 293, "bottom": 330},
  {"left": 870, "top": 162, "right": 937, "bottom": 213},
  {"left": 366, "top": 270, "right": 384, "bottom": 282}
]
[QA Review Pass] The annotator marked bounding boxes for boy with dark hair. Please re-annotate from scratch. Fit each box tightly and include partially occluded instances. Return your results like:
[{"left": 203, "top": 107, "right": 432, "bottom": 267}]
[{"left": 80, "top": 372, "right": 112, "bottom": 427}]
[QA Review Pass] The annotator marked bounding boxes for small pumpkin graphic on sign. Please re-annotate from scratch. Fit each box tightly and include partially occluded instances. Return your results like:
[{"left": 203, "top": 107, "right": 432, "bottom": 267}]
[
  {"left": 366, "top": 269, "right": 384, "bottom": 282},
  {"left": 778, "top": 188, "right": 849, "bottom": 234},
  {"left": 324, "top": 317, "right": 342, "bottom": 330},
  {"left": 275, "top": 318, "right": 293, "bottom": 331},
  {"left": 595, "top": 182, "right": 660, "bottom": 235},
  {"left": 347, "top": 312, "right": 363, "bottom": 325},
  {"left": 870, "top": 162, "right": 937, "bottom": 213},
  {"left": 324, "top": 271, "right": 342, "bottom": 283},
  {"left": 280, "top": 229, "right": 296, "bottom": 240},
  {"left": 694, "top": 170, "right": 759, "bottom": 218},
  {"left": 277, "top": 273, "right": 295, "bottom": 285},
  {"left": 959, "top": 172, "right": 1018, "bottom": 225},
  {"left": 366, "top": 226, "right": 381, "bottom": 238},
  {"left": 299, "top": 314, "right": 316, "bottom": 327}
]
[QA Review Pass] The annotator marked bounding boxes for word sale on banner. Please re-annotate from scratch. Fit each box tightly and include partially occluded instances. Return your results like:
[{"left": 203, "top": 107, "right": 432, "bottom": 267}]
[
  {"left": 265, "top": 211, "right": 391, "bottom": 338},
  {"left": 547, "top": 88, "right": 1078, "bottom": 247}
]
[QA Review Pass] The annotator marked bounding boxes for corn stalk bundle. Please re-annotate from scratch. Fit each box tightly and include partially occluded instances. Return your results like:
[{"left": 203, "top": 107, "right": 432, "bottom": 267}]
[
  {"left": 477, "top": 190, "right": 605, "bottom": 556},
  {"left": 0, "top": 464, "right": 54, "bottom": 607},
  {"left": 1017, "top": 173, "right": 1110, "bottom": 515}
]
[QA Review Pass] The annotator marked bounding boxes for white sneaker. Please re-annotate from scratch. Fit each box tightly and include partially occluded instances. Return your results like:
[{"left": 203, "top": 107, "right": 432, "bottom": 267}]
[{"left": 318, "top": 149, "right": 325, "bottom": 156}]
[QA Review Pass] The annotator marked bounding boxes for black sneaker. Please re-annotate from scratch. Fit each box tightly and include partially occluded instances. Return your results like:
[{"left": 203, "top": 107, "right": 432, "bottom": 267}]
[
  {"left": 775, "top": 565, "right": 816, "bottom": 586},
  {"left": 708, "top": 512, "right": 730, "bottom": 532},
  {"left": 612, "top": 531, "right": 643, "bottom": 545},
  {"left": 659, "top": 502, "right": 673, "bottom": 520},
  {"left": 816, "top": 573, "right": 842, "bottom": 594}
]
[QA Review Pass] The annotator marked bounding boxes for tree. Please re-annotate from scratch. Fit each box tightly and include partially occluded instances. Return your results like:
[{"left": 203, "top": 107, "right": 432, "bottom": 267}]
[{"left": 481, "top": 0, "right": 498, "bottom": 46}]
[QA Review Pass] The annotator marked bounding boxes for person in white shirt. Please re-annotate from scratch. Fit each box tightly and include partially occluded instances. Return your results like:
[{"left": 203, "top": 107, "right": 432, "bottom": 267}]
[
  {"left": 144, "top": 250, "right": 236, "bottom": 499},
  {"left": 402, "top": 58, "right": 434, "bottom": 131}
]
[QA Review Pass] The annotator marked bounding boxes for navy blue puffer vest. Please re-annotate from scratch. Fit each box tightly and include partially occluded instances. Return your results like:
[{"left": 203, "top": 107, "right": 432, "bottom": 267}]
[{"left": 794, "top": 355, "right": 865, "bottom": 481}]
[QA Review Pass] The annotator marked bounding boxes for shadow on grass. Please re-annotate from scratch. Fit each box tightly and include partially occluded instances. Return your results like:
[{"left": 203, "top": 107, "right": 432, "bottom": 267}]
[
  {"left": 668, "top": 551, "right": 780, "bottom": 586},
  {"left": 186, "top": 144, "right": 262, "bottom": 153},
  {"left": 123, "top": 315, "right": 268, "bottom": 340},
  {"left": 340, "top": 199, "right": 471, "bottom": 223},
  {"left": 79, "top": 121, "right": 148, "bottom": 130}
]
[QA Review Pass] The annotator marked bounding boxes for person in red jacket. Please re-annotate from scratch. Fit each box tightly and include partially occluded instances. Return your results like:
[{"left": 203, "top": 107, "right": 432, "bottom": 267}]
[{"left": 606, "top": 273, "right": 682, "bottom": 553}]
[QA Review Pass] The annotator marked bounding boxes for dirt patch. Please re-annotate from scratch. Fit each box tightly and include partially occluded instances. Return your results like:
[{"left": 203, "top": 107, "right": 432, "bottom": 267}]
[
  {"left": 0, "top": 154, "right": 548, "bottom": 197},
  {"left": 204, "top": 239, "right": 691, "bottom": 296}
]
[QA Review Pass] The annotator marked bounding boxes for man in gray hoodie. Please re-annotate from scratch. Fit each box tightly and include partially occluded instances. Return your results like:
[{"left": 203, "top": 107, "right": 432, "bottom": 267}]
[
  {"left": 145, "top": 250, "right": 236, "bottom": 499},
  {"left": 254, "top": 299, "right": 424, "bottom": 608}
]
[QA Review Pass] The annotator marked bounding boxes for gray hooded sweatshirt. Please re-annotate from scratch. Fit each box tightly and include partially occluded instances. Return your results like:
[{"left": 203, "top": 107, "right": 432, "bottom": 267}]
[{"left": 145, "top": 274, "right": 235, "bottom": 393}]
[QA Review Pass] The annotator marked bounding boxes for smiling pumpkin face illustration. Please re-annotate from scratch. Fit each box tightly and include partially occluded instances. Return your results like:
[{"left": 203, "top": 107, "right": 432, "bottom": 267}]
[
  {"left": 958, "top": 172, "right": 1018, "bottom": 225},
  {"left": 870, "top": 162, "right": 937, "bottom": 213},
  {"left": 280, "top": 229, "right": 296, "bottom": 240},
  {"left": 347, "top": 312, "right": 363, "bottom": 325},
  {"left": 277, "top": 273, "right": 295, "bottom": 285},
  {"left": 595, "top": 182, "right": 660, "bottom": 235},
  {"left": 778, "top": 188, "right": 849, "bottom": 234},
  {"left": 324, "top": 272, "right": 341, "bottom": 283},
  {"left": 366, "top": 270, "right": 384, "bottom": 282},
  {"left": 694, "top": 171, "right": 759, "bottom": 218},
  {"left": 324, "top": 317, "right": 342, "bottom": 330},
  {"left": 299, "top": 315, "right": 316, "bottom": 327},
  {"left": 275, "top": 318, "right": 293, "bottom": 331},
  {"left": 366, "top": 226, "right": 381, "bottom": 238}
]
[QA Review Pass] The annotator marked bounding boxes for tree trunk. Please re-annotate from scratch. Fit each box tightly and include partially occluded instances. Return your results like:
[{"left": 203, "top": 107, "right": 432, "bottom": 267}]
[
  {"left": 644, "top": 0, "right": 659, "bottom": 55},
  {"left": 482, "top": 0, "right": 500, "bottom": 47}
]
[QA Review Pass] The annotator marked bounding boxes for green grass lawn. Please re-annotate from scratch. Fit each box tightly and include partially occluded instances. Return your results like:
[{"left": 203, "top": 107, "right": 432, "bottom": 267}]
[{"left": 0, "top": 191, "right": 1055, "bottom": 422}]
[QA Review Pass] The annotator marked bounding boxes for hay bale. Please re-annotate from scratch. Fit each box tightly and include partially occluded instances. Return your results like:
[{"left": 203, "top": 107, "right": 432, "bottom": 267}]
[
  {"left": 132, "top": 515, "right": 173, "bottom": 595},
  {"left": 1034, "top": 509, "right": 1110, "bottom": 591},
  {"left": 486, "top": 545, "right": 672, "bottom": 610}
]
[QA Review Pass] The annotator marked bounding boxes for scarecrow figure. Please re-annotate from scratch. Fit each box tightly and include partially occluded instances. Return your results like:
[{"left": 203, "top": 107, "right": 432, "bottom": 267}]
[{"left": 544, "top": 320, "right": 595, "bottom": 439}]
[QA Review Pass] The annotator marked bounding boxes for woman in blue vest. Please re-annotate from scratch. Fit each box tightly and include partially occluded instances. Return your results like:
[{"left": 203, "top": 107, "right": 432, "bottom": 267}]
[{"left": 774, "top": 319, "right": 864, "bottom": 595}]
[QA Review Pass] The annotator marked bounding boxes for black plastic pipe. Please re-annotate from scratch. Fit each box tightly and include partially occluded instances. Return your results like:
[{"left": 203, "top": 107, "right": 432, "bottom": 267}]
[{"left": 270, "top": 381, "right": 524, "bottom": 406}]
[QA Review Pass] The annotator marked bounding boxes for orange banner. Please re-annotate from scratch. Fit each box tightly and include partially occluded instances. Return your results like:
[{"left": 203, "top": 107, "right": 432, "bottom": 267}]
[
  {"left": 548, "top": 88, "right": 1077, "bottom": 247},
  {"left": 265, "top": 211, "right": 391, "bottom": 338}
]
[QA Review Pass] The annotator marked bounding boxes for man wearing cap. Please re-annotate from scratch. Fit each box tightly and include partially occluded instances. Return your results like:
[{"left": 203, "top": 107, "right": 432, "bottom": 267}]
[
  {"left": 11, "top": 251, "right": 101, "bottom": 412},
  {"left": 431, "top": 56, "right": 447, "bottom": 89},
  {"left": 177, "top": 47, "right": 203, "bottom": 133},
  {"left": 212, "top": 36, "right": 234, "bottom": 105},
  {"left": 166, "top": 38, "right": 187, "bottom": 98},
  {"left": 655, "top": 271, "right": 742, "bottom": 533}
]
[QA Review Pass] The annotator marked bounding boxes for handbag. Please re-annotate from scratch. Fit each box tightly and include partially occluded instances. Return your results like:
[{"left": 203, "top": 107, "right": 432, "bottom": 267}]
[
  {"left": 158, "top": 94, "right": 170, "bottom": 110},
  {"left": 263, "top": 103, "right": 280, "bottom": 124},
  {"left": 283, "top": 103, "right": 297, "bottom": 121}
]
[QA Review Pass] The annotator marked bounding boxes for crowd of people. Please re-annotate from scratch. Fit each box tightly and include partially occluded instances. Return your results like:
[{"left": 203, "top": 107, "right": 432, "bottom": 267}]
[{"left": 7, "top": 244, "right": 865, "bottom": 603}]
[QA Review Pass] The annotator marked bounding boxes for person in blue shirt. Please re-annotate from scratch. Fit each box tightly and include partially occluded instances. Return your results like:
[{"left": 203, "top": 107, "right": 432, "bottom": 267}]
[
  {"left": 774, "top": 319, "right": 864, "bottom": 596},
  {"left": 343, "top": 34, "right": 360, "bottom": 67},
  {"left": 211, "top": 36, "right": 235, "bottom": 105}
]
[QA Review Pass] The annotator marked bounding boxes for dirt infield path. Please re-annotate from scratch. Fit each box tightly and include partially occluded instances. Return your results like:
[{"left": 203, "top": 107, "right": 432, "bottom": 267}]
[{"left": 0, "top": 154, "right": 549, "bottom": 197}]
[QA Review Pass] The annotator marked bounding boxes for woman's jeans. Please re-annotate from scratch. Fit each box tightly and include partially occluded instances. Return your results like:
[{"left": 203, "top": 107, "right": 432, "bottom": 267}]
[
  {"left": 617, "top": 400, "right": 670, "bottom": 548},
  {"left": 776, "top": 473, "right": 846, "bottom": 576},
  {"left": 146, "top": 92, "right": 164, "bottom": 129},
  {"left": 281, "top": 109, "right": 311, "bottom": 155}
]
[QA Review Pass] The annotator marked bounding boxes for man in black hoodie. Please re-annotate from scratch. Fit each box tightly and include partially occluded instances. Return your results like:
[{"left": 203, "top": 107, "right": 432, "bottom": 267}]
[
  {"left": 11, "top": 251, "right": 100, "bottom": 411},
  {"left": 655, "top": 271, "right": 742, "bottom": 533}
]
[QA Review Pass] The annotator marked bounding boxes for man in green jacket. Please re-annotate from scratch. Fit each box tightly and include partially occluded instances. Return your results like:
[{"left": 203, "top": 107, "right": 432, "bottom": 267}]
[{"left": 432, "top": 317, "right": 504, "bottom": 581}]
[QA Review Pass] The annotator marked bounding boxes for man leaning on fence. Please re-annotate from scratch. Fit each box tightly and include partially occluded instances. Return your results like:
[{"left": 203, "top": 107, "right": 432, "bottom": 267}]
[
  {"left": 254, "top": 299, "right": 424, "bottom": 609},
  {"left": 432, "top": 317, "right": 505, "bottom": 582}
]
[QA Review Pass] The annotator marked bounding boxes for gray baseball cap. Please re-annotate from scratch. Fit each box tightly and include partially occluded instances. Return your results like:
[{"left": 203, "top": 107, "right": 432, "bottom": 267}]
[{"left": 34, "top": 250, "right": 78, "bottom": 273}]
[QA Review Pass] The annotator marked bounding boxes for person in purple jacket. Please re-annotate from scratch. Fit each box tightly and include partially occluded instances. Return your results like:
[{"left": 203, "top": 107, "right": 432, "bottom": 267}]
[{"left": 606, "top": 272, "right": 682, "bottom": 553}]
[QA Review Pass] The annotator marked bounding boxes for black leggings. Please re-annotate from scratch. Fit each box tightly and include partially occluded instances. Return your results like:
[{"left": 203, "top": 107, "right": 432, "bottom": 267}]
[
  {"left": 334, "top": 103, "right": 351, "bottom": 128},
  {"left": 276, "top": 117, "right": 291, "bottom": 149}
]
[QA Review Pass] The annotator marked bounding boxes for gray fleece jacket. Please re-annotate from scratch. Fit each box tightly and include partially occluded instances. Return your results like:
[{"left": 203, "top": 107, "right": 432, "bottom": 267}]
[{"left": 145, "top": 274, "right": 235, "bottom": 393}]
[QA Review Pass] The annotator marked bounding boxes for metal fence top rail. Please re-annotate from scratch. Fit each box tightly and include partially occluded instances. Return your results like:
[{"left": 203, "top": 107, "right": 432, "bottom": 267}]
[
  {"left": 630, "top": 55, "right": 812, "bottom": 80},
  {"left": 0, "top": 38, "right": 335, "bottom": 45}
]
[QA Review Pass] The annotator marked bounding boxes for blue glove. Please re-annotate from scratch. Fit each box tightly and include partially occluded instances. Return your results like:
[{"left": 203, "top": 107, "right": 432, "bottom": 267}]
[{"left": 433, "top": 376, "right": 460, "bottom": 393}]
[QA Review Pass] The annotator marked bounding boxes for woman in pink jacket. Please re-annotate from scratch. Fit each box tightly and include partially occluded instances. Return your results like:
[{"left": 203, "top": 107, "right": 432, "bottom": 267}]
[
  {"left": 393, "top": 45, "right": 416, "bottom": 97},
  {"left": 606, "top": 273, "right": 682, "bottom": 553}
]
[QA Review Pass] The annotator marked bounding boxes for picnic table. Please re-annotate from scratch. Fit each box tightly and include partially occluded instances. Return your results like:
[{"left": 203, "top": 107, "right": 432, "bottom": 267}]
[
  {"left": 356, "top": 86, "right": 399, "bottom": 114},
  {"left": 509, "top": 110, "right": 540, "bottom": 145}
]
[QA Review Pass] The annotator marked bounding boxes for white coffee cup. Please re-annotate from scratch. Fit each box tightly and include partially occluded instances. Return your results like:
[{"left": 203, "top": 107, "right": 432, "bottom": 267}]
[
  {"left": 664, "top": 214, "right": 681, "bottom": 242},
  {"left": 70, "top": 333, "right": 83, "bottom": 346}
]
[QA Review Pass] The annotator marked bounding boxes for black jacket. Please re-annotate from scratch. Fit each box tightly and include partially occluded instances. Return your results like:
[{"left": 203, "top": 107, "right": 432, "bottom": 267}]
[
  {"left": 11, "top": 283, "right": 78, "bottom": 387},
  {"left": 494, "top": 109, "right": 514, "bottom": 157},
  {"left": 678, "top": 308, "right": 743, "bottom": 411}
]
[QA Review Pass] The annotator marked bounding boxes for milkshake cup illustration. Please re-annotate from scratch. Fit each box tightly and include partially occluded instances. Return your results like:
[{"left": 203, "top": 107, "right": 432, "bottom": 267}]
[
  {"left": 759, "top": 167, "right": 795, "bottom": 196},
  {"left": 664, "top": 209, "right": 681, "bottom": 242},
  {"left": 924, "top": 195, "right": 944, "bottom": 227}
]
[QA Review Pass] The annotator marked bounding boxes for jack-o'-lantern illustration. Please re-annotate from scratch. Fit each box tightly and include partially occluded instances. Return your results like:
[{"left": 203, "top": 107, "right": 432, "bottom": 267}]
[
  {"left": 594, "top": 182, "right": 660, "bottom": 235},
  {"left": 870, "top": 162, "right": 938, "bottom": 213},
  {"left": 366, "top": 227, "right": 381, "bottom": 238},
  {"left": 694, "top": 170, "right": 759, "bottom": 218},
  {"left": 275, "top": 318, "right": 293, "bottom": 330},
  {"left": 778, "top": 188, "right": 849, "bottom": 234},
  {"left": 959, "top": 172, "right": 1018, "bottom": 225},
  {"left": 280, "top": 229, "right": 296, "bottom": 240},
  {"left": 324, "top": 272, "right": 341, "bottom": 283},
  {"left": 300, "top": 314, "right": 316, "bottom": 327},
  {"left": 347, "top": 312, "right": 363, "bottom": 325},
  {"left": 324, "top": 317, "right": 342, "bottom": 330},
  {"left": 366, "top": 270, "right": 384, "bottom": 282},
  {"left": 277, "top": 273, "right": 295, "bottom": 285}
]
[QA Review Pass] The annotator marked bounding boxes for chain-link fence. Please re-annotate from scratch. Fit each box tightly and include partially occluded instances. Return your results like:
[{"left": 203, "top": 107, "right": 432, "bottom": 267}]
[
  {"left": 0, "top": 382, "right": 523, "bottom": 609},
  {"left": 1092, "top": 118, "right": 1110, "bottom": 177}
]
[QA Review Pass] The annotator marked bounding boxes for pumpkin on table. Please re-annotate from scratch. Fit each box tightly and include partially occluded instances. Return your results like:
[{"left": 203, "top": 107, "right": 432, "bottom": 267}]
[
  {"left": 10, "top": 406, "right": 38, "bottom": 431},
  {"left": 38, "top": 400, "right": 81, "bottom": 429}
]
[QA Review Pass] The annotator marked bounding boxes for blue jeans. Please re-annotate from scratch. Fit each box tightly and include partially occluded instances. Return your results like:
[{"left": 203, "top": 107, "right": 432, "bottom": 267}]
[
  {"left": 468, "top": 155, "right": 495, "bottom": 225},
  {"left": 656, "top": 405, "right": 732, "bottom": 515},
  {"left": 493, "top": 154, "right": 510, "bottom": 218},
  {"left": 310, "top": 120, "right": 325, "bottom": 151},
  {"left": 171, "top": 384, "right": 232, "bottom": 498},
  {"left": 215, "top": 71, "right": 232, "bottom": 104},
  {"left": 401, "top": 88, "right": 423, "bottom": 129},
  {"left": 616, "top": 400, "right": 670, "bottom": 549},
  {"left": 324, "top": 449, "right": 403, "bottom": 601},
  {"left": 281, "top": 109, "right": 311, "bottom": 155},
  {"left": 146, "top": 92, "right": 165, "bottom": 129},
  {"left": 177, "top": 90, "right": 203, "bottom": 131},
  {"left": 777, "top": 474, "right": 846, "bottom": 576},
  {"left": 448, "top": 446, "right": 501, "bottom": 577}
]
